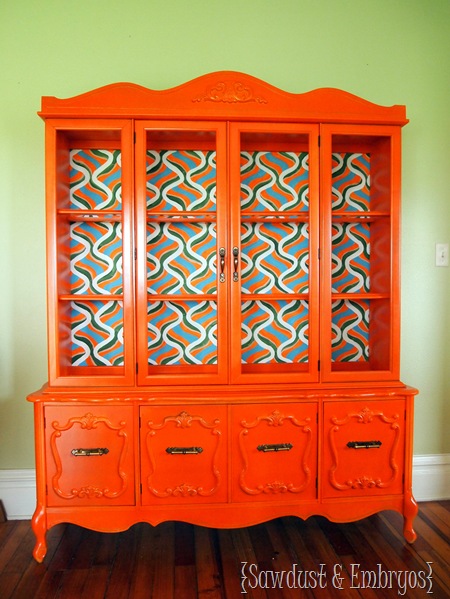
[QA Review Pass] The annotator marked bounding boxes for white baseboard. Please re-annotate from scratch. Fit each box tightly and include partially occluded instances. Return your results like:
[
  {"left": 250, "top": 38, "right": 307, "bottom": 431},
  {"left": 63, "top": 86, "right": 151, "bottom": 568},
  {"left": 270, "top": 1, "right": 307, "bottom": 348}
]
[
  {"left": 1, "top": 456, "right": 449, "bottom": 520},
  {"left": 0, "top": 469, "right": 36, "bottom": 520},
  {"left": 412, "top": 453, "right": 450, "bottom": 502}
]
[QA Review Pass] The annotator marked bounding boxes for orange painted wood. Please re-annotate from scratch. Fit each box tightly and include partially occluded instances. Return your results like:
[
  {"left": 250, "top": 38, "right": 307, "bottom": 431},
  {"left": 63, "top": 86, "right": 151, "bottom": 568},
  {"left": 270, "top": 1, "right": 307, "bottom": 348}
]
[
  {"left": 322, "top": 399, "right": 405, "bottom": 498},
  {"left": 231, "top": 403, "right": 317, "bottom": 502},
  {"left": 140, "top": 405, "right": 228, "bottom": 505},
  {"left": 39, "top": 72, "right": 408, "bottom": 125},
  {"left": 44, "top": 405, "right": 135, "bottom": 507},
  {"left": 44, "top": 119, "right": 135, "bottom": 387},
  {"left": 28, "top": 72, "right": 417, "bottom": 563}
]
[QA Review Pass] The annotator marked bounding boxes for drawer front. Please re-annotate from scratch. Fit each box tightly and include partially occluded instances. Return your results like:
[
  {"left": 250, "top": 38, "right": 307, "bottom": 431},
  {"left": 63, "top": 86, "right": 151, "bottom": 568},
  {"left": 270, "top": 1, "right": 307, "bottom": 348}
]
[
  {"left": 140, "top": 406, "right": 227, "bottom": 504},
  {"left": 45, "top": 405, "right": 135, "bottom": 507},
  {"left": 232, "top": 403, "right": 317, "bottom": 502},
  {"left": 323, "top": 399, "right": 405, "bottom": 498}
]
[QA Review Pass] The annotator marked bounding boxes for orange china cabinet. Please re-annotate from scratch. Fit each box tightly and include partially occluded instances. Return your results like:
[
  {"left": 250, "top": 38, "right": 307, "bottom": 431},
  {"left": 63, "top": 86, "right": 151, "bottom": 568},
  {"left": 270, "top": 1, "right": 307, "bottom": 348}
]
[{"left": 28, "top": 72, "right": 418, "bottom": 562}]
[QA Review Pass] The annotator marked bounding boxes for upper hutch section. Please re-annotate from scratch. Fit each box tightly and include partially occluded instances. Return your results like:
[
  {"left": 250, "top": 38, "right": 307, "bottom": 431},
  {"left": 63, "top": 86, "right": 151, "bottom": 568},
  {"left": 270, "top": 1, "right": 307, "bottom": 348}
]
[
  {"left": 40, "top": 72, "right": 407, "bottom": 388},
  {"left": 39, "top": 71, "right": 407, "bottom": 124}
]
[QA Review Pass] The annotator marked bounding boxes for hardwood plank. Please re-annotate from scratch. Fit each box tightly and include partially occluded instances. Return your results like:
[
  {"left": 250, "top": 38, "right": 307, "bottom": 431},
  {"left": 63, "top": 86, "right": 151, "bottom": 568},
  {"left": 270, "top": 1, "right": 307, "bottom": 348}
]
[
  {"left": 173, "top": 523, "right": 197, "bottom": 597},
  {"left": 1, "top": 504, "right": 449, "bottom": 599},
  {"left": 46, "top": 524, "right": 85, "bottom": 572},
  {"left": 91, "top": 529, "right": 120, "bottom": 566},
  {"left": 33, "top": 569, "right": 64, "bottom": 599},
  {"left": 194, "top": 526, "right": 224, "bottom": 598},
  {"left": 80, "top": 565, "right": 111, "bottom": 599},
  {"left": 129, "top": 524, "right": 158, "bottom": 599},
  {"left": 104, "top": 525, "right": 140, "bottom": 599},
  {"left": 56, "top": 568, "right": 90, "bottom": 599},
  {"left": 0, "top": 521, "right": 17, "bottom": 556},
  {"left": 218, "top": 529, "right": 257, "bottom": 599},
  {"left": 0, "top": 573, "right": 23, "bottom": 599},
  {"left": 379, "top": 510, "right": 450, "bottom": 596},
  {"left": 0, "top": 521, "right": 30, "bottom": 572},
  {"left": 281, "top": 517, "right": 357, "bottom": 599},
  {"left": 418, "top": 502, "right": 450, "bottom": 543},
  {"left": 231, "top": 526, "right": 268, "bottom": 599},
  {"left": 151, "top": 522, "right": 175, "bottom": 599},
  {"left": 264, "top": 519, "right": 317, "bottom": 599}
]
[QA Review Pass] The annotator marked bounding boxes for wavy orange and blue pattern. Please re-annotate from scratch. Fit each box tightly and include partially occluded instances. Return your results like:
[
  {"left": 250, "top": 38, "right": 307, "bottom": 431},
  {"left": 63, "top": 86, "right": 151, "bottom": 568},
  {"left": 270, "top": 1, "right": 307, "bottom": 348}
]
[
  {"left": 241, "top": 300, "right": 309, "bottom": 364},
  {"left": 146, "top": 150, "right": 217, "bottom": 211},
  {"left": 240, "top": 151, "right": 309, "bottom": 212},
  {"left": 147, "top": 300, "right": 218, "bottom": 366},
  {"left": 69, "top": 149, "right": 122, "bottom": 210},
  {"left": 70, "top": 300, "right": 124, "bottom": 366}
]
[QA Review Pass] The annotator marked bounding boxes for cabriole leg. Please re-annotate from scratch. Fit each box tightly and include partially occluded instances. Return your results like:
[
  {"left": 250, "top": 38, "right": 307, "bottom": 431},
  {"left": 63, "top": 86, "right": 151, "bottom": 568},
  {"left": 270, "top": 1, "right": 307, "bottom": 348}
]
[
  {"left": 403, "top": 491, "right": 418, "bottom": 543},
  {"left": 31, "top": 503, "right": 47, "bottom": 563}
]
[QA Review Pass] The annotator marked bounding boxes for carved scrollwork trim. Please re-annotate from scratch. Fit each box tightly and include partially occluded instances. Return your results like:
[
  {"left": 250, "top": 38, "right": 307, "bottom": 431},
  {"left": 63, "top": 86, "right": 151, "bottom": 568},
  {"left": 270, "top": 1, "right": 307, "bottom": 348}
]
[
  {"left": 50, "top": 412, "right": 129, "bottom": 500},
  {"left": 193, "top": 80, "right": 268, "bottom": 104},
  {"left": 328, "top": 407, "right": 401, "bottom": 492},
  {"left": 239, "top": 410, "right": 312, "bottom": 496},
  {"left": 145, "top": 411, "right": 222, "bottom": 498}
]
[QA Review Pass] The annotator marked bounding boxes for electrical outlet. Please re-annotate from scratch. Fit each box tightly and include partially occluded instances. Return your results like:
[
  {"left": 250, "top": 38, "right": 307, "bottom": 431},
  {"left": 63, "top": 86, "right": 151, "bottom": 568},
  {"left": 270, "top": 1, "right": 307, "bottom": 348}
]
[{"left": 435, "top": 243, "right": 449, "bottom": 267}]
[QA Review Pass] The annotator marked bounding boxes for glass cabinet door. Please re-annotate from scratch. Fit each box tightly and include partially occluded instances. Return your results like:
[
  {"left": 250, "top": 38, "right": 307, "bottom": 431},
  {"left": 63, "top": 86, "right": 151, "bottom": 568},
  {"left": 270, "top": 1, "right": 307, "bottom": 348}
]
[
  {"left": 46, "top": 120, "right": 135, "bottom": 386},
  {"left": 135, "top": 122, "right": 228, "bottom": 385},
  {"left": 320, "top": 125, "right": 401, "bottom": 382},
  {"left": 228, "top": 123, "right": 320, "bottom": 384}
]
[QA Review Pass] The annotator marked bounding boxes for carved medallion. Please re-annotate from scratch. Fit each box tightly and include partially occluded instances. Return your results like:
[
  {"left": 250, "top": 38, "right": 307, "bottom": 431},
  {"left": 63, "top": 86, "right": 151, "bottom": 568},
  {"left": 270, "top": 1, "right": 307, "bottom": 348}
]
[{"left": 193, "top": 80, "right": 267, "bottom": 104}]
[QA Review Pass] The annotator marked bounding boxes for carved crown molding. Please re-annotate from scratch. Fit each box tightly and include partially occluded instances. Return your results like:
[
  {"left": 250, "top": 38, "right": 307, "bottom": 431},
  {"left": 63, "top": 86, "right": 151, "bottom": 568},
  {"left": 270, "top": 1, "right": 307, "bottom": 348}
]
[{"left": 193, "top": 79, "right": 268, "bottom": 104}]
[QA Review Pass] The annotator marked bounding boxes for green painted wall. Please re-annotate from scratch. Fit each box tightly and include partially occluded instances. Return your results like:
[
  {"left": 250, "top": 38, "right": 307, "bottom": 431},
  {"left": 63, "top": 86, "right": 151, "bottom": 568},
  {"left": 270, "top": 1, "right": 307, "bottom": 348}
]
[{"left": 1, "top": 0, "right": 449, "bottom": 469}]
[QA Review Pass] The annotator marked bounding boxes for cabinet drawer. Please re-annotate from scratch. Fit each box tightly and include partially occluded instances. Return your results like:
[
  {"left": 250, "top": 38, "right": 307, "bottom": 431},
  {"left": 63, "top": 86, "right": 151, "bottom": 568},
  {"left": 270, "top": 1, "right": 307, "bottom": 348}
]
[
  {"left": 232, "top": 403, "right": 317, "bottom": 502},
  {"left": 45, "top": 405, "right": 135, "bottom": 507},
  {"left": 140, "top": 406, "right": 227, "bottom": 504},
  {"left": 323, "top": 400, "right": 405, "bottom": 498}
]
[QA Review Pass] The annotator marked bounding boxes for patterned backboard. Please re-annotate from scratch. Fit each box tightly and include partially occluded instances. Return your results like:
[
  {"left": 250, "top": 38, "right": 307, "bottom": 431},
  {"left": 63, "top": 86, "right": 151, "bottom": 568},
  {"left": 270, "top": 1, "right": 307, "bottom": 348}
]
[
  {"left": 147, "top": 300, "right": 218, "bottom": 365},
  {"left": 69, "top": 300, "right": 124, "bottom": 366},
  {"left": 146, "top": 150, "right": 217, "bottom": 211},
  {"left": 69, "top": 221, "right": 123, "bottom": 295},
  {"left": 69, "top": 149, "right": 122, "bottom": 210},
  {"left": 331, "top": 299, "right": 370, "bottom": 363},
  {"left": 147, "top": 222, "right": 217, "bottom": 295},
  {"left": 240, "top": 151, "right": 309, "bottom": 212},
  {"left": 241, "top": 300, "right": 309, "bottom": 364},
  {"left": 331, "top": 153, "right": 370, "bottom": 212},
  {"left": 332, "top": 222, "right": 370, "bottom": 293}
]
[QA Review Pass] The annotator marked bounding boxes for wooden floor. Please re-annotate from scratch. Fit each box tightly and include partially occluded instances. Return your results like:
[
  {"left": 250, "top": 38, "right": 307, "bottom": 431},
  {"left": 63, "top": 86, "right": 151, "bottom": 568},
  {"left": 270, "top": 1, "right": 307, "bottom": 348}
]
[{"left": 0, "top": 502, "right": 449, "bottom": 598}]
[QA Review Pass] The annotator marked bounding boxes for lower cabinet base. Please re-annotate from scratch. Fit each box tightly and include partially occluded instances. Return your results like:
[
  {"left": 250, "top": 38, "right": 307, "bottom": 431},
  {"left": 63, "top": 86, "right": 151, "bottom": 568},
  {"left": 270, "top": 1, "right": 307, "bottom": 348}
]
[
  {"left": 31, "top": 493, "right": 418, "bottom": 563},
  {"left": 28, "top": 385, "right": 418, "bottom": 563}
]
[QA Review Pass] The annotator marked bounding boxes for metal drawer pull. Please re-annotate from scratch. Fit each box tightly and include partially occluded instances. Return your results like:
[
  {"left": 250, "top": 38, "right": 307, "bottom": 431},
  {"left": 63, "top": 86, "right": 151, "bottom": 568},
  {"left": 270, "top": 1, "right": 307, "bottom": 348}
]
[
  {"left": 166, "top": 446, "right": 203, "bottom": 455},
  {"left": 257, "top": 443, "right": 293, "bottom": 452},
  {"left": 71, "top": 448, "right": 109, "bottom": 457},
  {"left": 219, "top": 248, "right": 226, "bottom": 283},
  {"left": 347, "top": 440, "right": 382, "bottom": 449}
]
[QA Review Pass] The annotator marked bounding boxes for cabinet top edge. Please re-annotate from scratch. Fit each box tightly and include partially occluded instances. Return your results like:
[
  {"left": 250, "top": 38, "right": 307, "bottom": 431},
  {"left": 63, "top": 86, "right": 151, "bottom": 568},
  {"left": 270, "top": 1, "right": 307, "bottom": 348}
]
[
  {"left": 38, "top": 71, "right": 408, "bottom": 125},
  {"left": 26, "top": 383, "right": 419, "bottom": 403}
]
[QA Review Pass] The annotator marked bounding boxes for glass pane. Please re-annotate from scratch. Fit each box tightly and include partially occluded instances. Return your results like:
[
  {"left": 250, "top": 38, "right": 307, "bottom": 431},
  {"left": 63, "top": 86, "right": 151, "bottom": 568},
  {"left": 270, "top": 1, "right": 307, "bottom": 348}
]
[
  {"left": 332, "top": 152, "right": 370, "bottom": 212},
  {"left": 147, "top": 222, "right": 217, "bottom": 294},
  {"left": 240, "top": 151, "right": 309, "bottom": 212},
  {"left": 329, "top": 134, "right": 395, "bottom": 376},
  {"left": 147, "top": 300, "right": 218, "bottom": 365},
  {"left": 241, "top": 300, "right": 309, "bottom": 364},
  {"left": 146, "top": 150, "right": 217, "bottom": 211},
  {"left": 143, "top": 128, "right": 222, "bottom": 380},
  {"left": 69, "top": 149, "right": 122, "bottom": 210},
  {"left": 241, "top": 222, "right": 309, "bottom": 294},
  {"left": 69, "top": 221, "right": 123, "bottom": 294},
  {"left": 331, "top": 299, "right": 369, "bottom": 363},
  {"left": 69, "top": 300, "right": 124, "bottom": 366},
  {"left": 331, "top": 222, "right": 370, "bottom": 293}
]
